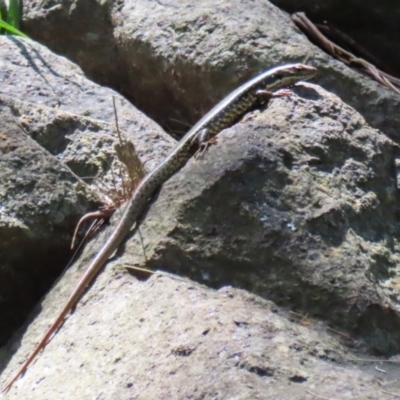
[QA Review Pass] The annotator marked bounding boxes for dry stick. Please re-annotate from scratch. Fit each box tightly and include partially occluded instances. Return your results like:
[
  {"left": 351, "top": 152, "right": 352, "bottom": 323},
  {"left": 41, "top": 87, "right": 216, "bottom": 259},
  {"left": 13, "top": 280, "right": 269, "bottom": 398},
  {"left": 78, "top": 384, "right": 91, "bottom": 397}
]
[
  {"left": 168, "top": 117, "right": 192, "bottom": 128},
  {"left": 316, "top": 22, "right": 383, "bottom": 71},
  {"left": 379, "top": 380, "right": 399, "bottom": 387},
  {"left": 345, "top": 357, "right": 400, "bottom": 364},
  {"left": 62, "top": 219, "right": 100, "bottom": 276},
  {"left": 111, "top": 97, "right": 149, "bottom": 269},
  {"left": 291, "top": 12, "right": 400, "bottom": 94},
  {"left": 137, "top": 228, "right": 148, "bottom": 263},
  {"left": 109, "top": 156, "right": 121, "bottom": 196},
  {"left": 72, "top": 96, "right": 148, "bottom": 267},
  {"left": 381, "top": 389, "right": 400, "bottom": 399},
  {"left": 124, "top": 265, "right": 154, "bottom": 275},
  {"left": 71, "top": 210, "right": 113, "bottom": 249},
  {"left": 375, "top": 365, "right": 386, "bottom": 373},
  {"left": 325, "top": 326, "right": 351, "bottom": 340},
  {"left": 316, "top": 23, "right": 400, "bottom": 89},
  {"left": 306, "top": 390, "right": 335, "bottom": 400},
  {"left": 70, "top": 169, "right": 120, "bottom": 254},
  {"left": 112, "top": 96, "right": 123, "bottom": 143}
]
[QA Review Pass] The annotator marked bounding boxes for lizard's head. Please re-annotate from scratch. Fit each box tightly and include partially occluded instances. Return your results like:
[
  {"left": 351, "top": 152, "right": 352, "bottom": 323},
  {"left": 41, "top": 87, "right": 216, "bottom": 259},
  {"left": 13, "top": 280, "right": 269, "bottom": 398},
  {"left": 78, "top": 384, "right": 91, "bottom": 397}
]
[{"left": 262, "top": 63, "right": 317, "bottom": 91}]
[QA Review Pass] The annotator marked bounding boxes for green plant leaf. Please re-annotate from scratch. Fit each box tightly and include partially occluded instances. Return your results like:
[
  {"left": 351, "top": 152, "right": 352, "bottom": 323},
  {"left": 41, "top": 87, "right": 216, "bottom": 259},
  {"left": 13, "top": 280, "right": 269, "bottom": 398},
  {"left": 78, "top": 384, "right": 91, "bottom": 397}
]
[
  {"left": 0, "top": 18, "right": 28, "bottom": 38},
  {"left": 7, "top": 0, "right": 21, "bottom": 29}
]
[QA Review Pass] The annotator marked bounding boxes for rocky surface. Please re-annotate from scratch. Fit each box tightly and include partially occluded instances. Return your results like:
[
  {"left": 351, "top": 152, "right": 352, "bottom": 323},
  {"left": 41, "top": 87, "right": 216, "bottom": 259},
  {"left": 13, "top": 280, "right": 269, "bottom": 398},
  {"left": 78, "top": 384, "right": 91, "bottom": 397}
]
[
  {"left": 2, "top": 82, "right": 400, "bottom": 398},
  {"left": 19, "top": 0, "right": 400, "bottom": 141},
  {"left": 0, "top": 37, "right": 175, "bottom": 174},
  {"left": 0, "top": 36, "right": 174, "bottom": 349},
  {"left": 1, "top": 0, "right": 400, "bottom": 399},
  {"left": 0, "top": 104, "right": 96, "bottom": 345},
  {"left": 3, "top": 271, "right": 400, "bottom": 400}
]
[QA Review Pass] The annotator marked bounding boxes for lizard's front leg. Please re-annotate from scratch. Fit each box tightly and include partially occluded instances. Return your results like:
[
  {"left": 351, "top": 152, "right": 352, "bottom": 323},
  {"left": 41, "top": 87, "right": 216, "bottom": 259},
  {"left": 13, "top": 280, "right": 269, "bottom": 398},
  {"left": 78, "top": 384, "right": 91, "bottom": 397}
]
[
  {"left": 191, "top": 127, "right": 217, "bottom": 159},
  {"left": 255, "top": 88, "right": 293, "bottom": 105}
]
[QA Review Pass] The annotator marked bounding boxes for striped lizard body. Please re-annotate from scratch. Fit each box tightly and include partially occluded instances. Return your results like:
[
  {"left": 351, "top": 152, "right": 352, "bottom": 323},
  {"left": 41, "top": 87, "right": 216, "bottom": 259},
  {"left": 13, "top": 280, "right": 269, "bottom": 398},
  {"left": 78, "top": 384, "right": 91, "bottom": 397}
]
[{"left": 2, "top": 63, "right": 316, "bottom": 392}]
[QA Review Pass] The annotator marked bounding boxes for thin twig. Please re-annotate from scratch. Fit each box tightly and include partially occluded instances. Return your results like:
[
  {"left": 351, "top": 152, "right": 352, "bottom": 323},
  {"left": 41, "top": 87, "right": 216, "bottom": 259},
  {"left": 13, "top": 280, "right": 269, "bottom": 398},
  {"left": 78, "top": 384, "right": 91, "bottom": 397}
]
[
  {"left": 346, "top": 356, "right": 400, "bottom": 364},
  {"left": 124, "top": 265, "right": 154, "bottom": 275},
  {"left": 112, "top": 96, "right": 123, "bottom": 143},
  {"left": 306, "top": 390, "right": 335, "bottom": 400},
  {"left": 381, "top": 389, "right": 400, "bottom": 398},
  {"left": 315, "top": 22, "right": 383, "bottom": 70},
  {"left": 137, "top": 228, "right": 148, "bottom": 263},
  {"left": 291, "top": 12, "right": 400, "bottom": 94}
]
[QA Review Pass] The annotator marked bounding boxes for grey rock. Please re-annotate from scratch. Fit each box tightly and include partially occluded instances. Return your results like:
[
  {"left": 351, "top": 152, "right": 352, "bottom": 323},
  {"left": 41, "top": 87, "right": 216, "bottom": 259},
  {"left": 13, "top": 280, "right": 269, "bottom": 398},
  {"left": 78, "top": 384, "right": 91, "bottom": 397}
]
[
  {"left": 0, "top": 104, "right": 96, "bottom": 345},
  {"left": 3, "top": 83, "right": 400, "bottom": 399},
  {"left": 0, "top": 36, "right": 173, "bottom": 349},
  {"left": 2, "top": 1, "right": 400, "bottom": 399},
  {"left": 0, "top": 36, "right": 175, "bottom": 173},
  {"left": 3, "top": 271, "right": 398, "bottom": 399},
  {"left": 19, "top": 0, "right": 400, "bottom": 142},
  {"left": 122, "top": 83, "right": 400, "bottom": 355}
]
